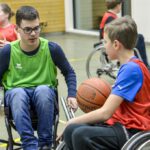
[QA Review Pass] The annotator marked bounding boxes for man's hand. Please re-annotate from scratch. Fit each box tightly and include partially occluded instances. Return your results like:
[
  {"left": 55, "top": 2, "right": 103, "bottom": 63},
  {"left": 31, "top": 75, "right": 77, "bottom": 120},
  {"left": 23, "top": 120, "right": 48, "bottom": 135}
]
[{"left": 67, "top": 97, "right": 78, "bottom": 112}]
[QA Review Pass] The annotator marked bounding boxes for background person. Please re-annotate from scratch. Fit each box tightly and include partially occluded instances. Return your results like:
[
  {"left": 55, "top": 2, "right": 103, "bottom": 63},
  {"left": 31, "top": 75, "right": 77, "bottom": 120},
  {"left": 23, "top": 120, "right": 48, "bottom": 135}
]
[
  {"left": 0, "top": 3, "right": 19, "bottom": 48},
  {"left": 0, "top": 5, "right": 78, "bottom": 150},
  {"left": 99, "top": 0, "right": 149, "bottom": 68},
  {"left": 62, "top": 16, "right": 150, "bottom": 150}
]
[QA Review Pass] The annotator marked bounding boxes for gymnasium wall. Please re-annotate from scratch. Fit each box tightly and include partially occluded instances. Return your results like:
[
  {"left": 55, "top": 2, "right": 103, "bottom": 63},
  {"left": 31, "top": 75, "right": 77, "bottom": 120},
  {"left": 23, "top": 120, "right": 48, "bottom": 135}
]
[
  {"left": 1, "top": 0, "right": 65, "bottom": 33},
  {"left": 92, "top": 0, "right": 106, "bottom": 30},
  {"left": 132, "top": 0, "right": 150, "bottom": 42}
]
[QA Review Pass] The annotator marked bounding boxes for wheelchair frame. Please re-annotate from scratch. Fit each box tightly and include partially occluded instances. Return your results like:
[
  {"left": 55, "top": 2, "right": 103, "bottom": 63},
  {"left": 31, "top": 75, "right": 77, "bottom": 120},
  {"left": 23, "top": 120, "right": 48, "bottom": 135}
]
[
  {"left": 56, "top": 97, "right": 75, "bottom": 150},
  {"left": 57, "top": 97, "right": 150, "bottom": 150},
  {"left": 86, "top": 41, "right": 143, "bottom": 80},
  {"left": 0, "top": 88, "right": 59, "bottom": 150}
]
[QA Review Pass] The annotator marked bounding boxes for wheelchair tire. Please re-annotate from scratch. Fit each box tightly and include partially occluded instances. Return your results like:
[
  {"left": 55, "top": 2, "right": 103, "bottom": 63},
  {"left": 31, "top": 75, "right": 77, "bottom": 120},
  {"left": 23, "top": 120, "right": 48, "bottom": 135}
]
[
  {"left": 86, "top": 45, "right": 108, "bottom": 78},
  {"left": 86, "top": 44, "right": 119, "bottom": 81},
  {"left": 121, "top": 131, "right": 150, "bottom": 150}
]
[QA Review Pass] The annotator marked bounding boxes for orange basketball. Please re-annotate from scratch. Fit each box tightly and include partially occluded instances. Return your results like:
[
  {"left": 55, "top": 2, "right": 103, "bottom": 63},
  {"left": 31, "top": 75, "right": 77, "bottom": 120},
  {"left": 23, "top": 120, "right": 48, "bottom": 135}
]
[{"left": 77, "top": 77, "right": 111, "bottom": 113}]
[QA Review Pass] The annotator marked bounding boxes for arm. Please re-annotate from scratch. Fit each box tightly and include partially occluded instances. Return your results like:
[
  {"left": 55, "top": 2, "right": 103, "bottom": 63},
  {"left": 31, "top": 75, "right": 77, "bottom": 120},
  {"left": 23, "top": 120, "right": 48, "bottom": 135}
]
[
  {"left": 49, "top": 42, "right": 78, "bottom": 111},
  {"left": 0, "top": 45, "right": 11, "bottom": 85},
  {"left": 68, "top": 94, "right": 123, "bottom": 124},
  {"left": 67, "top": 61, "right": 143, "bottom": 125}
]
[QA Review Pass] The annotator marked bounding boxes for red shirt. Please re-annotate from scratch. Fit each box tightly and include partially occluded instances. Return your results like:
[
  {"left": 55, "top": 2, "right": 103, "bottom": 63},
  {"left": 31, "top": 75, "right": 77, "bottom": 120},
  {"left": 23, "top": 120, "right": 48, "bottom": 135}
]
[
  {"left": 0, "top": 24, "right": 17, "bottom": 42},
  {"left": 107, "top": 59, "right": 150, "bottom": 131},
  {"left": 100, "top": 11, "right": 117, "bottom": 39}
]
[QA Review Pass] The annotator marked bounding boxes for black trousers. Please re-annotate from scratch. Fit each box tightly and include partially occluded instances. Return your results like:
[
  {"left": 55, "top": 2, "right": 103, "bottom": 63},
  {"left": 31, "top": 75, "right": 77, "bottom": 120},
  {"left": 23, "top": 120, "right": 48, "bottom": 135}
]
[{"left": 63, "top": 123, "right": 138, "bottom": 150}]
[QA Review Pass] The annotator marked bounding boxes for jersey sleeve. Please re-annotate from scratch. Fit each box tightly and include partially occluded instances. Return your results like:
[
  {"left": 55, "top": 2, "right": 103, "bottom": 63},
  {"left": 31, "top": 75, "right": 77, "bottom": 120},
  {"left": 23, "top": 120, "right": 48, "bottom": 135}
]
[
  {"left": 112, "top": 61, "right": 143, "bottom": 102},
  {"left": 48, "top": 42, "right": 77, "bottom": 97},
  {"left": 0, "top": 44, "right": 11, "bottom": 85}
]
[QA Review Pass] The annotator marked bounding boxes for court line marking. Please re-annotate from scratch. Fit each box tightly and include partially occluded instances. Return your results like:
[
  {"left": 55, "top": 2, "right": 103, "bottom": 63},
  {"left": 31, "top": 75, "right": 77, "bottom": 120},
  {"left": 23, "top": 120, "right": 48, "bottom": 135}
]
[
  {"left": 0, "top": 138, "right": 20, "bottom": 147},
  {"left": 69, "top": 57, "right": 86, "bottom": 62}
]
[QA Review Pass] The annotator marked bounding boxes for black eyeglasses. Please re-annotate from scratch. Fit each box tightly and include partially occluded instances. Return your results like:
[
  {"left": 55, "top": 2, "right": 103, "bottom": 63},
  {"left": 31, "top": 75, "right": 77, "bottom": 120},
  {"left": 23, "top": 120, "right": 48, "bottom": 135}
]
[{"left": 20, "top": 25, "right": 41, "bottom": 34}]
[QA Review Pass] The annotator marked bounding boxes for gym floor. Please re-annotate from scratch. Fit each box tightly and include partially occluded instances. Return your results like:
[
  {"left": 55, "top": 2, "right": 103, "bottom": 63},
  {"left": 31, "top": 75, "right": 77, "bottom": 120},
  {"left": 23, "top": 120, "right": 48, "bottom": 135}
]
[{"left": 0, "top": 33, "right": 150, "bottom": 149}]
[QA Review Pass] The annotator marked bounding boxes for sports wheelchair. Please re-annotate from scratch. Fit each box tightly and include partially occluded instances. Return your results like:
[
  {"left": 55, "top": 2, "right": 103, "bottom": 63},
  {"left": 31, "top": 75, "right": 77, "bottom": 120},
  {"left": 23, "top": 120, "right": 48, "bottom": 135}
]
[
  {"left": 86, "top": 40, "right": 145, "bottom": 80},
  {"left": 56, "top": 97, "right": 150, "bottom": 150},
  {"left": 0, "top": 87, "right": 59, "bottom": 150}
]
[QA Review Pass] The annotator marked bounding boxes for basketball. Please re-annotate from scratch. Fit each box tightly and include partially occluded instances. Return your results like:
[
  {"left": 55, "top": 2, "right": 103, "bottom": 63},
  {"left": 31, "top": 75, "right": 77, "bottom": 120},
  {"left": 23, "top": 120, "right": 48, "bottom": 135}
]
[{"left": 77, "top": 77, "right": 111, "bottom": 113}]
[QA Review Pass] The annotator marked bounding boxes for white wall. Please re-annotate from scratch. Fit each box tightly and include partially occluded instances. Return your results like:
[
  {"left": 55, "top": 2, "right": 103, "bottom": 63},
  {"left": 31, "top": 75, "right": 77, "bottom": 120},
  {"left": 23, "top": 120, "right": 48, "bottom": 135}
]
[
  {"left": 132, "top": 0, "right": 150, "bottom": 42},
  {"left": 65, "top": 0, "right": 150, "bottom": 41},
  {"left": 64, "top": 0, "right": 73, "bottom": 32},
  {"left": 75, "top": 0, "right": 93, "bottom": 29},
  {"left": 65, "top": 0, "right": 99, "bottom": 35}
]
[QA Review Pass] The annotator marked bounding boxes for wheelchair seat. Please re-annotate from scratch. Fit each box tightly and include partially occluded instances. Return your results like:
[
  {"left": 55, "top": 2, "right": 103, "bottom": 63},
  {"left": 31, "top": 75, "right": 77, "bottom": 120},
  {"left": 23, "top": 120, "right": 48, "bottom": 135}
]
[{"left": 3, "top": 88, "right": 59, "bottom": 150}]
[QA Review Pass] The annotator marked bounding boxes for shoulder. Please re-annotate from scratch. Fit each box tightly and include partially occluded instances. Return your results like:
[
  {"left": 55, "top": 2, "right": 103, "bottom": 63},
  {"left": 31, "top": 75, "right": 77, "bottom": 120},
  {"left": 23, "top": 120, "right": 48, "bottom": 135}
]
[
  {"left": 0, "top": 44, "right": 11, "bottom": 56},
  {"left": 48, "top": 41, "right": 62, "bottom": 49},
  {"left": 120, "top": 61, "right": 142, "bottom": 75},
  {"left": 112, "top": 61, "right": 143, "bottom": 101},
  {"left": 117, "top": 61, "right": 143, "bottom": 85},
  {"left": 48, "top": 41, "right": 63, "bottom": 54}
]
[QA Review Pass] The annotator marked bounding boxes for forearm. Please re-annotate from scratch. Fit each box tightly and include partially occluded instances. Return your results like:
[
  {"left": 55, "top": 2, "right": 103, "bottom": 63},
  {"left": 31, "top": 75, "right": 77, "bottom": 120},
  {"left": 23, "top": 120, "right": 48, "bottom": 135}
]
[
  {"left": 68, "top": 95, "right": 123, "bottom": 125},
  {"left": 65, "top": 70, "right": 77, "bottom": 97},
  {"left": 68, "top": 108, "right": 110, "bottom": 125}
]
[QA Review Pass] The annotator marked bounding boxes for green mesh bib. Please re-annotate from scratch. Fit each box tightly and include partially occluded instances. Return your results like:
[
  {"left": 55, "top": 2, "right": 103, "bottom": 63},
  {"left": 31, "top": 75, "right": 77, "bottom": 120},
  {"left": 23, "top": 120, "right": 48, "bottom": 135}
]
[{"left": 2, "top": 38, "right": 57, "bottom": 90}]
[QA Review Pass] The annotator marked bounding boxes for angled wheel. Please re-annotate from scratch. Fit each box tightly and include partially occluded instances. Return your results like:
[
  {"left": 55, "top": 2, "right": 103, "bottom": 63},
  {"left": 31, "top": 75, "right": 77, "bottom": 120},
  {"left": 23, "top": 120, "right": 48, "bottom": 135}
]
[
  {"left": 86, "top": 45, "right": 108, "bottom": 78},
  {"left": 121, "top": 131, "right": 150, "bottom": 150},
  {"left": 86, "top": 44, "right": 119, "bottom": 83}
]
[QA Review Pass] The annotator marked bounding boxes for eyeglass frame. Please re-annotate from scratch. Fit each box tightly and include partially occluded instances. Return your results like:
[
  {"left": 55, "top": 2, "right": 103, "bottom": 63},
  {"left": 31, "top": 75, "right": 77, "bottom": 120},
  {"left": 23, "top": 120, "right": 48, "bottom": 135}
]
[{"left": 19, "top": 25, "right": 41, "bottom": 34}]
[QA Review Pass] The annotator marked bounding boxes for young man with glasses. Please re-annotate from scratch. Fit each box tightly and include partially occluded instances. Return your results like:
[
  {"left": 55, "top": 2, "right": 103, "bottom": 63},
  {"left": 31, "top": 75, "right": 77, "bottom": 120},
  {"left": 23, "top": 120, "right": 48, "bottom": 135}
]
[{"left": 0, "top": 6, "right": 78, "bottom": 150}]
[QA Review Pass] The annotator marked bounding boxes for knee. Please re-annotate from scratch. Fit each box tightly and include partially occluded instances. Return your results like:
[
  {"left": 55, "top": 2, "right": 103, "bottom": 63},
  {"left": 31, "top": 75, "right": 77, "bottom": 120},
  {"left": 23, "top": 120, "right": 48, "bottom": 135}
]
[
  {"left": 34, "top": 85, "right": 54, "bottom": 97},
  {"left": 5, "top": 88, "right": 27, "bottom": 105},
  {"left": 7, "top": 88, "right": 26, "bottom": 96},
  {"left": 34, "top": 85, "right": 55, "bottom": 105},
  {"left": 64, "top": 124, "right": 79, "bottom": 143},
  {"left": 72, "top": 127, "right": 88, "bottom": 146},
  {"left": 35, "top": 85, "right": 50, "bottom": 93}
]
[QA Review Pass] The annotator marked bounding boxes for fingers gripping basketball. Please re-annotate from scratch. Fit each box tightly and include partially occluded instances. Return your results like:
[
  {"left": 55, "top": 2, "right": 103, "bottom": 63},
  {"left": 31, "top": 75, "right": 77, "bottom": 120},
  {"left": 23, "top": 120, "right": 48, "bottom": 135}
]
[{"left": 77, "top": 78, "right": 111, "bottom": 113}]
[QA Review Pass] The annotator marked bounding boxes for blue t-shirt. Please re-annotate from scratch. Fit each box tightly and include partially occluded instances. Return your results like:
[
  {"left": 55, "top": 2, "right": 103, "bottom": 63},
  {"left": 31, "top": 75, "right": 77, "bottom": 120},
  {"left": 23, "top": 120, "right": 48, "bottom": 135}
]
[{"left": 112, "top": 60, "right": 143, "bottom": 102}]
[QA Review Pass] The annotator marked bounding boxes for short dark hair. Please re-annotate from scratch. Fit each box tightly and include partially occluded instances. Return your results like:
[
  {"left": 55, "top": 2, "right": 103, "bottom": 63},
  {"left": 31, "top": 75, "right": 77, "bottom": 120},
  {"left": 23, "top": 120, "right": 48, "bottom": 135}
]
[
  {"left": 0, "top": 3, "right": 14, "bottom": 20},
  {"left": 105, "top": 0, "right": 123, "bottom": 9},
  {"left": 104, "top": 16, "right": 138, "bottom": 49},
  {"left": 16, "top": 6, "right": 39, "bottom": 26}
]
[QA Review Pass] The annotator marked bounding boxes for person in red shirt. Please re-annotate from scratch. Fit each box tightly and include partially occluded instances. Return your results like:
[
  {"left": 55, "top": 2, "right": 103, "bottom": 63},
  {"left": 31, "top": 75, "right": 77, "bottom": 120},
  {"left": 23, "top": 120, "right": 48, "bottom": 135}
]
[
  {"left": 99, "top": 0, "right": 149, "bottom": 69},
  {"left": 99, "top": 0, "right": 122, "bottom": 39},
  {"left": 0, "top": 3, "right": 19, "bottom": 48},
  {"left": 61, "top": 16, "right": 150, "bottom": 150}
]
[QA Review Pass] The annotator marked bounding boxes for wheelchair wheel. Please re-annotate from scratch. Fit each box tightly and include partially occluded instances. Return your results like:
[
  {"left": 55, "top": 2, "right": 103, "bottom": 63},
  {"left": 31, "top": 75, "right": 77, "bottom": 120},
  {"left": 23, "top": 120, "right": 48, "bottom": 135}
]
[
  {"left": 86, "top": 44, "right": 119, "bottom": 82},
  {"left": 86, "top": 45, "right": 107, "bottom": 78},
  {"left": 121, "top": 131, "right": 150, "bottom": 150}
]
